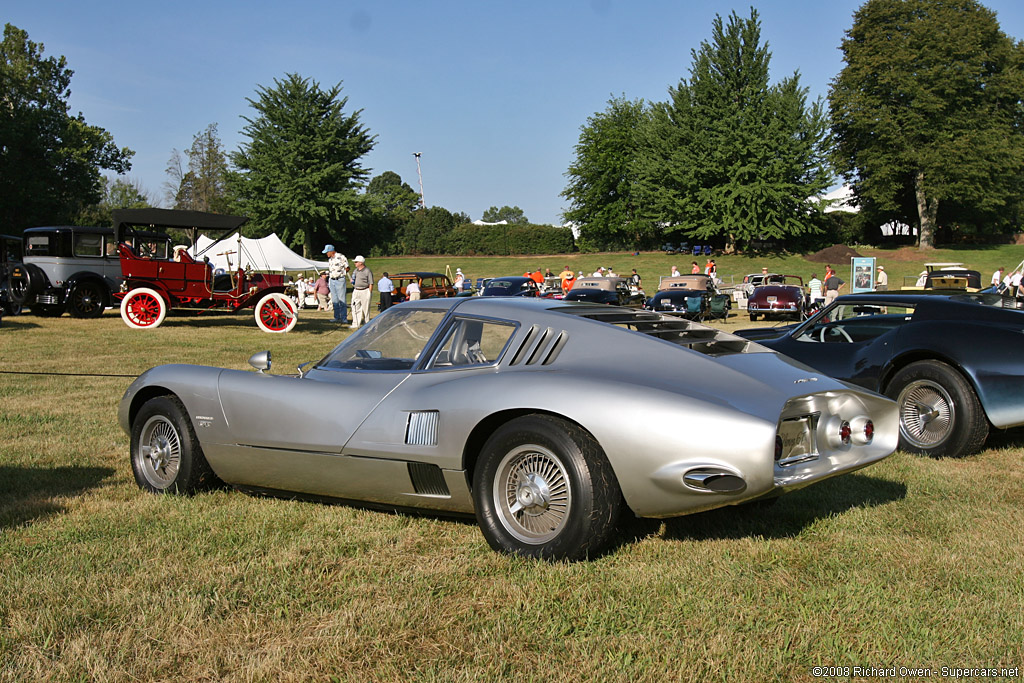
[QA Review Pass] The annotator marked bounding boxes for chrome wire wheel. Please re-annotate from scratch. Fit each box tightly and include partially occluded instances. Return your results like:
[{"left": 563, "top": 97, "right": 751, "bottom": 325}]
[
  {"left": 898, "top": 378, "right": 955, "bottom": 450},
  {"left": 493, "top": 444, "right": 572, "bottom": 545},
  {"left": 136, "top": 414, "right": 183, "bottom": 489}
]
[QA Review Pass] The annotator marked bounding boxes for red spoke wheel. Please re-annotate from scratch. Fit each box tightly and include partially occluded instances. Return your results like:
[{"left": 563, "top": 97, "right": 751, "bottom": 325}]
[
  {"left": 120, "top": 287, "right": 167, "bottom": 329},
  {"left": 255, "top": 292, "right": 297, "bottom": 333}
]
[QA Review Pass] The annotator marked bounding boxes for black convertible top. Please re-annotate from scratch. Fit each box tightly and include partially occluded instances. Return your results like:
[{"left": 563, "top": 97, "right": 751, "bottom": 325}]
[{"left": 112, "top": 209, "right": 248, "bottom": 247}]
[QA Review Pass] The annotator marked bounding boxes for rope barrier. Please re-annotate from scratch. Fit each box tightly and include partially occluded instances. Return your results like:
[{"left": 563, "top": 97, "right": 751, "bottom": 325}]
[{"left": 0, "top": 370, "right": 138, "bottom": 378}]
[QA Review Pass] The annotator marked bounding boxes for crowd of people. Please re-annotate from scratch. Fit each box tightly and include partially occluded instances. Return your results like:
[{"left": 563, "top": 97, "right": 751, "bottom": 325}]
[{"left": 288, "top": 249, "right": 1024, "bottom": 329}]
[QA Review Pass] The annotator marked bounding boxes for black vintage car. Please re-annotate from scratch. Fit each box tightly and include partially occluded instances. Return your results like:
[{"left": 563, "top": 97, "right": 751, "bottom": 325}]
[
  {"left": 480, "top": 276, "right": 540, "bottom": 297},
  {"left": 562, "top": 277, "right": 646, "bottom": 308},
  {"left": 17, "top": 224, "right": 172, "bottom": 318},
  {"left": 735, "top": 292, "right": 1024, "bottom": 458}
]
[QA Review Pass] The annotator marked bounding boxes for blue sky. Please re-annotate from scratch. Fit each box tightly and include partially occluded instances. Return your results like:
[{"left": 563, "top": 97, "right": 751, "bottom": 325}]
[{"left": 7, "top": 1, "right": 1024, "bottom": 226}]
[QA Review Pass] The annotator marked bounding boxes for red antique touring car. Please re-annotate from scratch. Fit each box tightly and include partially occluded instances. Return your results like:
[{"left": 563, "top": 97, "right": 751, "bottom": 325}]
[{"left": 112, "top": 209, "right": 297, "bottom": 332}]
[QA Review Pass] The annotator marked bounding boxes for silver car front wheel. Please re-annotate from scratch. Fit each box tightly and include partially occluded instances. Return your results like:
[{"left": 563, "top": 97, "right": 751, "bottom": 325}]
[{"left": 130, "top": 395, "right": 220, "bottom": 494}]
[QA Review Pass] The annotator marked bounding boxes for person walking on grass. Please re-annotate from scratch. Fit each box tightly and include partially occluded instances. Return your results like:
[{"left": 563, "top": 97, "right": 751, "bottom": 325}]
[{"left": 350, "top": 256, "right": 373, "bottom": 328}]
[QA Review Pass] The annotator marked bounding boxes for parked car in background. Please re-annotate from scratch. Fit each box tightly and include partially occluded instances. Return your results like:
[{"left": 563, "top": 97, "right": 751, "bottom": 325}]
[
  {"left": 562, "top": 277, "right": 646, "bottom": 308},
  {"left": 735, "top": 291, "right": 1024, "bottom": 457},
  {"left": 741, "top": 271, "right": 782, "bottom": 296},
  {"left": 1, "top": 233, "right": 24, "bottom": 316},
  {"left": 388, "top": 272, "right": 458, "bottom": 305},
  {"left": 479, "top": 276, "right": 540, "bottom": 298},
  {"left": 746, "top": 275, "right": 807, "bottom": 321},
  {"left": 902, "top": 263, "right": 983, "bottom": 292},
  {"left": 644, "top": 274, "right": 730, "bottom": 321},
  {"left": 17, "top": 224, "right": 172, "bottom": 318},
  {"left": 120, "top": 297, "right": 897, "bottom": 561}
]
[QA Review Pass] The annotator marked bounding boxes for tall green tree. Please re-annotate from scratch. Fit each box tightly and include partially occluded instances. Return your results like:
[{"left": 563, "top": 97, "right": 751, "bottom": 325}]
[
  {"left": 230, "top": 73, "right": 376, "bottom": 256},
  {"left": 637, "top": 9, "right": 830, "bottom": 252},
  {"left": 0, "top": 24, "right": 133, "bottom": 232},
  {"left": 481, "top": 205, "right": 529, "bottom": 224},
  {"left": 830, "top": 0, "right": 1024, "bottom": 249},
  {"left": 165, "top": 123, "right": 231, "bottom": 213},
  {"left": 75, "top": 176, "right": 152, "bottom": 227},
  {"left": 562, "top": 96, "right": 651, "bottom": 249},
  {"left": 366, "top": 171, "right": 420, "bottom": 218}
]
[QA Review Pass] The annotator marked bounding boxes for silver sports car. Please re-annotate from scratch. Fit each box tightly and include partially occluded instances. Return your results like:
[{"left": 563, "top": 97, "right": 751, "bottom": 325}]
[{"left": 119, "top": 298, "right": 897, "bottom": 560}]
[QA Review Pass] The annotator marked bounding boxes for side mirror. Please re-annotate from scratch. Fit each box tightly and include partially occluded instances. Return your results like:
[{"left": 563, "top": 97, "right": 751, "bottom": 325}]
[{"left": 248, "top": 350, "right": 271, "bottom": 373}]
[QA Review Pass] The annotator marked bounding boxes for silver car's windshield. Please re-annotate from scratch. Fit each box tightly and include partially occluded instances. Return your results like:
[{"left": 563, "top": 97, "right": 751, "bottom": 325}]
[{"left": 318, "top": 307, "right": 447, "bottom": 371}]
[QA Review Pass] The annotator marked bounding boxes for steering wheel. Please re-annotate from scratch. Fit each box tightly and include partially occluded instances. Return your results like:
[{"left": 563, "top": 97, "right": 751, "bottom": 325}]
[{"left": 819, "top": 325, "right": 853, "bottom": 343}]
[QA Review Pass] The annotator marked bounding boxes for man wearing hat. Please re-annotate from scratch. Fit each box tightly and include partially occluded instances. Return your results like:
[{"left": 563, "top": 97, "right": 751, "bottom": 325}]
[
  {"left": 350, "top": 256, "right": 374, "bottom": 329},
  {"left": 875, "top": 265, "right": 888, "bottom": 291},
  {"left": 322, "top": 245, "right": 349, "bottom": 324}
]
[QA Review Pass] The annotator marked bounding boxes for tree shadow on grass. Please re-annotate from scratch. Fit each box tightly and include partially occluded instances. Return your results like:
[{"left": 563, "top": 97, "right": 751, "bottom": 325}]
[
  {"left": 660, "top": 473, "right": 907, "bottom": 543},
  {"left": 157, "top": 312, "right": 350, "bottom": 337},
  {"left": 0, "top": 465, "right": 115, "bottom": 529}
]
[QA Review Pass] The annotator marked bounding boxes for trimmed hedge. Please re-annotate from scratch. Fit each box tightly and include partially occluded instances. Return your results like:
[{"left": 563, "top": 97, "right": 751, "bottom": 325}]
[{"left": 396, "top": 221, "right": 575, "bottom": 255}]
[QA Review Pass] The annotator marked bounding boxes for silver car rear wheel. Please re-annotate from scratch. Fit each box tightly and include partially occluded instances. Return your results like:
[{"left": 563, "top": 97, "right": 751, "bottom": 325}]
[
  {"left": 472, "top": 415, "right": 623, "bottom": 560},
  {"left": 493, "top": 444, "right": 572, "bottom": 545}
]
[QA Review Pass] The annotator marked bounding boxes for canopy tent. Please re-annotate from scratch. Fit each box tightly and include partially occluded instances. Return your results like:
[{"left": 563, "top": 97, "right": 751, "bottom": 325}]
[{"left": 188, "top": 233, "right": 327, "bottom": 272}]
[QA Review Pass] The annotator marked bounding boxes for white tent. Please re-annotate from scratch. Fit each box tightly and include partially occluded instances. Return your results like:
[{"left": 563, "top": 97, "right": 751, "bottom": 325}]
[
  {"left": 188, "top": 233, "right": 328, "bottom": 272},
  {"left": 818, "top": 185, "right": 860, "bottom": 214}
]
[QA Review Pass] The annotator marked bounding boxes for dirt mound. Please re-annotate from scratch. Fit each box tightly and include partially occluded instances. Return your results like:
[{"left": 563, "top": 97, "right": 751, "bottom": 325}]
[{"left": 807, "top": 244, "right": 863, "bottom": 264}]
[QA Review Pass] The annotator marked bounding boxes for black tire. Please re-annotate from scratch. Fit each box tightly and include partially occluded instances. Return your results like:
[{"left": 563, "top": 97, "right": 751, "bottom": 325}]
[
  {"left": 749, "top": 313, "right": 758, "bottom": 321},
  {"left": 67, "top": 281, "right": 107, "bottom": 318},
  {"left": 472, "top": 415, "right": 623, "bottom": 561},
  {"left": 130, "top": 395, "right": 220, "bottom": 494},
  {"left": 885, "top": 360, "right": 989, "bottom": 457},
  {"left": 10, "top": 263, "right": 45, "bottom": 302},
  {"left": 2, "top": 300, "right": 21, "bottom": 316}
]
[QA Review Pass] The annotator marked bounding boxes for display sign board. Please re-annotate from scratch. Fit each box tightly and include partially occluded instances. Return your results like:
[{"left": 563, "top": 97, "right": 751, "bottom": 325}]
[{"left": 851, "top": 257, "right": 876, "bottom": 293}]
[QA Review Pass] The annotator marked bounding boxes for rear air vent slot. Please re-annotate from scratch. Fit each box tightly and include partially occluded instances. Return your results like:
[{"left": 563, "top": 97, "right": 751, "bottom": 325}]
[
  {"left": 405, "top": 411, "right": 439, "bottom": 446},
  {"left": 509, "top": 325, "right": 539, "bottom": 365},
  {"left": 408, "top": 462, "right": 450, "bottom": 496},
  {"left": 542, "top": 331, "right": 568, "bottom": 365},
  {"left": 525, "top": 328, "right": 553, "bottom": 365}
]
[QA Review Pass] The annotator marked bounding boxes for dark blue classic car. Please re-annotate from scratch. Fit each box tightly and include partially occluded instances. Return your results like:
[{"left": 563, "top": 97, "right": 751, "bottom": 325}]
[
  {"left": 735, "top": 292, "right": 1024, "bottom": 458},
  {"left": 644, "top": 274, "right": 730, "bottom": 320},
  {"left": 562, "top": 277, "right": 645, "bottom": 308},
  {"left": 479, "top": 276, "right": 540, "bottom": 297}
]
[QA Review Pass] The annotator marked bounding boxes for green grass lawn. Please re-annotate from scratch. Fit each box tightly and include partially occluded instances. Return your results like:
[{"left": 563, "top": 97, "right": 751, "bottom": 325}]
[{"left": 1, "top": 248, "right": 1023, "bottom": 681}]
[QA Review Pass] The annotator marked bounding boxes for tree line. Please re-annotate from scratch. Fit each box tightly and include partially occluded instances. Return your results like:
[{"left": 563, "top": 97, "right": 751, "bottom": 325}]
[
  {"left": 563, "top": 2, "right": 1024, "bottom": 252},
  {"left": 3, "top": 1, "right": 1022, "bottom": 254}
]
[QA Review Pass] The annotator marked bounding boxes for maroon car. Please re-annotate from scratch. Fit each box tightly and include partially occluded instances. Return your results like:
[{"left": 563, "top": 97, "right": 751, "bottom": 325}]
[
  {"left": 112, "top": 209, "right": 297, "bottom": 333},
  {"left": 746, "top": 275, "right": 806, "bottom": 322}
]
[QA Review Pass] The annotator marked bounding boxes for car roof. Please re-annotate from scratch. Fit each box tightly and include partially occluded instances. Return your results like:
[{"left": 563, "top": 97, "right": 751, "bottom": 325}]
[
  {"left": 659, "top": 275, "right": 710, "bottom": 291},
  {"left": 486, "top": 276, "right": 533, "bottom": 283},
  {"left": 573, "top": 277, "right": 626, "bottom": 291},
  {"left": 391, "top": 271, "right": 446, "bottom": 279}
]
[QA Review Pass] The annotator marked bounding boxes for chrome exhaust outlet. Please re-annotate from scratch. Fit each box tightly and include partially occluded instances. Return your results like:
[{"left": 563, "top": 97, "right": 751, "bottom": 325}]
[{"left": 683, "top": 468, "right": 747, "bottom": 493}]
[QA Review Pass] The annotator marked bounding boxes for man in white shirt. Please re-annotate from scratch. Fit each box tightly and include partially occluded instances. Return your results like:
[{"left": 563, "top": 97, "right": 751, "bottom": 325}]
[
  {"left": 322, "top": 244, "right": 349, "bottom": 324},
  {"left": 378, "top": 272, "right": 395, "bottom": 311},
  {"left": 876, "top": 265, "right": 888, "bottom": 291},
  {"left": 294, "top": 277, "right": 308, "bottom": 309},
  {"left": 992, "top": 267, "right": 1005, "bottom": 288}
]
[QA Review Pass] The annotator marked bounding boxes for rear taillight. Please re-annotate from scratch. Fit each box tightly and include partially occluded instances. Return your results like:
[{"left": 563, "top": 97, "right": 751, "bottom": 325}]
[{"left": 839, "top": 421, "right": 852, "bottom": 445}]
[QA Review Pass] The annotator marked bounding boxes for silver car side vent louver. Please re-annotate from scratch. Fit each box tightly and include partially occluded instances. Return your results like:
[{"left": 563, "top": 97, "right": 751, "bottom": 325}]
[
  {"left": 510, "top": 326, "right": 568, "bottom": 366},
  {"left": 408, "top": 462, "right": 450, "bottom": 497},
  {"left": 405, "top": 411, "right": 439, "bottom": 446}
]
